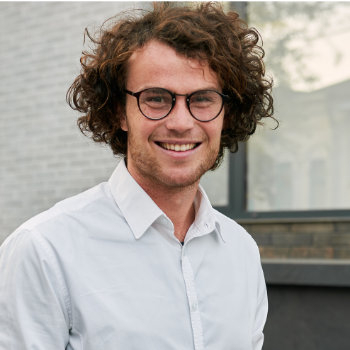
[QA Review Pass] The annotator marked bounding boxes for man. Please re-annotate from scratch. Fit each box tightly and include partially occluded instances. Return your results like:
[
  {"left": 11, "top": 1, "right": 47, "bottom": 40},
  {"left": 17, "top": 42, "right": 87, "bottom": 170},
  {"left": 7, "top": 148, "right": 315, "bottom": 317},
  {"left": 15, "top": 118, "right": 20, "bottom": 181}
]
[{"left": 0, "top": 3, "right": 274, "bottom": 350}]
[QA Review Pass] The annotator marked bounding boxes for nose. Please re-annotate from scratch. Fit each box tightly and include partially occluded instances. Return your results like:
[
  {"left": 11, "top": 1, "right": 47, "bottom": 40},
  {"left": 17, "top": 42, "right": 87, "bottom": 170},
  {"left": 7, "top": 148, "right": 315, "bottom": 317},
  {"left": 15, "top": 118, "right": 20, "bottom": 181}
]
[{"left": 164, "top": 96, "right": 195, "bottom": 133}]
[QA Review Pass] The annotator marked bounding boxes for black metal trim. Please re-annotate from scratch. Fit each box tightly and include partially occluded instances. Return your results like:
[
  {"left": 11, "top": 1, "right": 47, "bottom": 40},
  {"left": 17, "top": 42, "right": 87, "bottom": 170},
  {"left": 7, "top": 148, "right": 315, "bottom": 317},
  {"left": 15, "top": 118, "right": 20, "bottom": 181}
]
[{"left": 262, "top": 259, "right": 350, "bottom": 287}]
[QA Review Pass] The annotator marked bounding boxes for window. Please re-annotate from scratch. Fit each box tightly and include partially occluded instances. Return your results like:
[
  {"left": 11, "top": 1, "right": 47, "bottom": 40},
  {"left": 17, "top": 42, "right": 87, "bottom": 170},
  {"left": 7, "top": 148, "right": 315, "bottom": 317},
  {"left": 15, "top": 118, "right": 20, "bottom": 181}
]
[{"left": 202, "top": 2, "right": 350, "bottom": 220}]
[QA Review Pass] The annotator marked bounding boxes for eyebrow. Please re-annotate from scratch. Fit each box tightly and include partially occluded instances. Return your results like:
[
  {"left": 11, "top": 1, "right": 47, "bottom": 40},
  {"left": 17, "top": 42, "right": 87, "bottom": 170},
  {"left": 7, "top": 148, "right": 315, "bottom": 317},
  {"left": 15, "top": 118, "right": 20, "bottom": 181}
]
[{"left": 132, "top": 86, "right": 222, "bottom": 94}]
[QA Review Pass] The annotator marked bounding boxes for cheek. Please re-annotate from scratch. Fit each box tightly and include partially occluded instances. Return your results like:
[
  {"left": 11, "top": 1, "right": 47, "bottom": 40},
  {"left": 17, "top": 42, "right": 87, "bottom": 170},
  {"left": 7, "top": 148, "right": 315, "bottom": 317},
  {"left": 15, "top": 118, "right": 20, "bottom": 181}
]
[{"left": 123, "top": 109, "right": 159, "bottom": 142}]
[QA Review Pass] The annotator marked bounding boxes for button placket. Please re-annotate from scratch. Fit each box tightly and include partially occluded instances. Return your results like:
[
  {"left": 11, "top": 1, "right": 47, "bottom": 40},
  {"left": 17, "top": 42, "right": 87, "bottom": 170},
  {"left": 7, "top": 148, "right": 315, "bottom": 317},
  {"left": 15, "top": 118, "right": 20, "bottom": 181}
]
[{"left": 181, "top": 254, "right": 204, "bottom": 350}]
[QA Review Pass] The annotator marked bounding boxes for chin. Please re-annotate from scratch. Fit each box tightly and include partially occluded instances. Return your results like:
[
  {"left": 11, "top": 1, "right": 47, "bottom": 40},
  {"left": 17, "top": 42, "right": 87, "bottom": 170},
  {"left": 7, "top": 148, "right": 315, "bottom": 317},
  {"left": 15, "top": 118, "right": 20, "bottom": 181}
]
[{"left": 157, "top": 169, "right": 204, "bottom": 189}]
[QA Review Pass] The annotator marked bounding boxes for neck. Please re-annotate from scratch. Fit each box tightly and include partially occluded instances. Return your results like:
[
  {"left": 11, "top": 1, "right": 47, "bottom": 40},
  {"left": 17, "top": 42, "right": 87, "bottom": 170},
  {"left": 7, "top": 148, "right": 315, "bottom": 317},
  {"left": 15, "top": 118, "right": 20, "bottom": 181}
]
[
  {"left": 139, "top": 180, "right": 199, "bottom": 242},
  {"left": 158, "top": 186, "right": 198, "bottom": 243}
]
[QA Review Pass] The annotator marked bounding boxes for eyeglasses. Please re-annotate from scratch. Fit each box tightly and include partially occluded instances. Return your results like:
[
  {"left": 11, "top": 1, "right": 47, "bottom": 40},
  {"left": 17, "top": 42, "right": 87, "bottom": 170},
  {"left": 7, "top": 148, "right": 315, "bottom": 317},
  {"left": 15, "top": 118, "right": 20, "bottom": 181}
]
[{"left": 125, "top": 87, "right": 229, "bottom": 122}]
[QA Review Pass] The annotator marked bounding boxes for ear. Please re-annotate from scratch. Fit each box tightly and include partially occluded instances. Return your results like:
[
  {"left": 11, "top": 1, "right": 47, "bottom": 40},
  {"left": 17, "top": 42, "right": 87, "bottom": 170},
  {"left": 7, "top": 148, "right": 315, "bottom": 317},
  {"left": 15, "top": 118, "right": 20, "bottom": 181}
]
[
  {"left": 120, "top": 113, "right": 128, "bottom": 132},
  {"left": 118, "top": 102, "right": 128, "bottom": 131}
]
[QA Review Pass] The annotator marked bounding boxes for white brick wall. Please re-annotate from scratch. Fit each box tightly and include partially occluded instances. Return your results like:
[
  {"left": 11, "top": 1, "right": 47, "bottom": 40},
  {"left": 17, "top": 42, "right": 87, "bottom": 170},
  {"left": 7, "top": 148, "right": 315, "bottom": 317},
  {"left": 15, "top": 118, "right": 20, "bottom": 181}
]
[{"left": 0, "top": 2, "right": 151, "bottom": 243}]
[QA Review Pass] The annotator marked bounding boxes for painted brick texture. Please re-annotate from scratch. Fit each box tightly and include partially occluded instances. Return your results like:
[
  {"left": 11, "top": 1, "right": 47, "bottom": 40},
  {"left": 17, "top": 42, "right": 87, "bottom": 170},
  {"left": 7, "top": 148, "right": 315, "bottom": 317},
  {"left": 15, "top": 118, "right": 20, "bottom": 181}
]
[
  {"left": 244, "top": 221, "right": 350, "bottom": 260},
  {"left": 0, "top": 2, "right": 149, "bottom": 243}
]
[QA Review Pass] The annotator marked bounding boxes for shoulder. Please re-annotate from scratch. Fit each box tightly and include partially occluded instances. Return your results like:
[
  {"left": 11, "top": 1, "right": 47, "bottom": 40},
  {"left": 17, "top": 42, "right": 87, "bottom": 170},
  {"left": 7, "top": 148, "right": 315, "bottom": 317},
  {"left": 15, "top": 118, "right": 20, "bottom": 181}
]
[
  {"left": 213, "top": 209, "right": 259, "bottom": 252},
  {"left": 2, "top": 181, "right": 119, "bottom": 252},
  {"left": 22, "top": 182, "right": 112, "bottom": 228},
  {"left": 213, "top": 210, "right": 265, "bottom": 287}
]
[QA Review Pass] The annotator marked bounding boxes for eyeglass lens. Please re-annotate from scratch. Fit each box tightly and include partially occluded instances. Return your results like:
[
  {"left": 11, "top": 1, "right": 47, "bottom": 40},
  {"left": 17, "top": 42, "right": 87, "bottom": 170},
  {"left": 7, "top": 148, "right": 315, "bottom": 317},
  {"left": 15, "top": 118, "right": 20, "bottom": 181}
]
[{"left": 139, "top": 88, "right": 223, "bottom": 121}]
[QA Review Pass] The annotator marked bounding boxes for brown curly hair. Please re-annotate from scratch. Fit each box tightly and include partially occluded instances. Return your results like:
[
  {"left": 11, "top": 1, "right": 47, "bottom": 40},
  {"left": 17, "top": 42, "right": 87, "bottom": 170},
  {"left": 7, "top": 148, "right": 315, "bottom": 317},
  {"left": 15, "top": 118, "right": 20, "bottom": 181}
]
[{"left": 67, "top": 2, "right": 275, "bottom": 169}]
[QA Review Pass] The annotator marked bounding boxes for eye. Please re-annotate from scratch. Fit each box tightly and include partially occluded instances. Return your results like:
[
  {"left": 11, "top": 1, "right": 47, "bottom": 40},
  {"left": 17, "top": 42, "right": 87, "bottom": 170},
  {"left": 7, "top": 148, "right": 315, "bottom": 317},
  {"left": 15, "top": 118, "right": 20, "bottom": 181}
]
[
  {"left": 193, "top": 95, "right": 212, "bottom": 102},
  {"left": 146, "top": 95, "right": 166, "bottom": 103},
  {"left": 141, "top": 89, "right": 172, "bottom": 107},
  {"left": 190, "top": 91, "right": 218, "bottom": 106}
]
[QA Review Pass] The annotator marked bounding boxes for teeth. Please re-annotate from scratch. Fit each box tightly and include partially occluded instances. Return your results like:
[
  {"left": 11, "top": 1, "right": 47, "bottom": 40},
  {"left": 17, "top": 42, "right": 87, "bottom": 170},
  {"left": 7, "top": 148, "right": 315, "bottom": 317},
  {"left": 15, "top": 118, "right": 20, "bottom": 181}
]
[{"left": 160, "top": 143, "right": 197, "bottom": 152}]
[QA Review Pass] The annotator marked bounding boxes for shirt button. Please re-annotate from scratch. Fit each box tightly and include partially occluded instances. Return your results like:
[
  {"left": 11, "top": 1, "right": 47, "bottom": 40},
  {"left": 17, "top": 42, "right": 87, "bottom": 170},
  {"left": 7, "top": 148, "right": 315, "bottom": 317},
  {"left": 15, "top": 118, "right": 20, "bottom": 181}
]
[{"left": 191, "top": 302, "right": 198, "bottom": 312}]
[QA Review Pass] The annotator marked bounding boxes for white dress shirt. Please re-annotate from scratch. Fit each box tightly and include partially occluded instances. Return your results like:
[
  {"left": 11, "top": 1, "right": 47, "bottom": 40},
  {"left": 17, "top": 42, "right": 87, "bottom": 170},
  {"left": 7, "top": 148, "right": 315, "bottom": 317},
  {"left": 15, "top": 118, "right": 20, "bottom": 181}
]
[{"left": 0, "top": 160, "right": 267, "bottom": 350}]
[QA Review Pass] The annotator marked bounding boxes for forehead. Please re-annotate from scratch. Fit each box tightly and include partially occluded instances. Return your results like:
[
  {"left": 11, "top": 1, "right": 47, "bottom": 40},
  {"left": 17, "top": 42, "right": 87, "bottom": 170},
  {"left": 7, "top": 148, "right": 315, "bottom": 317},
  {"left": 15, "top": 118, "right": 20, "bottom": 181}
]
[{"left": 126, "top": 40, "right": 220, "bottom": 92}]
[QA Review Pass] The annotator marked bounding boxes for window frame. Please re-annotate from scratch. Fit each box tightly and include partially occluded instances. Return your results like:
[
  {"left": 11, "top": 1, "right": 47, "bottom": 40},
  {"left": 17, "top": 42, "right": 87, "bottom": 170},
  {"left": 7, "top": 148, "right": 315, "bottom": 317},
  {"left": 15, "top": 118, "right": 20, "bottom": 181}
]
[{"left": 214, "top": 144, "right": 350, "bottom": 221}]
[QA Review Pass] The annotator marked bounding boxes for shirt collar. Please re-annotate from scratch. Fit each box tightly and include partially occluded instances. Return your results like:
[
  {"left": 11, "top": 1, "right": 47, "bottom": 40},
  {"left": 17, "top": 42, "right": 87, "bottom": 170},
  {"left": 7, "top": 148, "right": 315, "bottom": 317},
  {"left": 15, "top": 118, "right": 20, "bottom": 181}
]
[
  {"left": 108, "top": 159, "right": 224, "bottom": 242},
  {"left": 108, "top": 159, "right": 164, "bottom": 240},
  {"left": 193, "top": 185, "right": 225, "bottom": 243}
]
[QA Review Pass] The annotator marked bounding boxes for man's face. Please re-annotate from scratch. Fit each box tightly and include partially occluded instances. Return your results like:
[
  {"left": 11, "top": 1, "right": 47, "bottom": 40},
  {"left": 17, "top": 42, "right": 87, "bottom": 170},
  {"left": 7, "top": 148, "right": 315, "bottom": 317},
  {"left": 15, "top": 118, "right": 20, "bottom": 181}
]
[{"left": 121, "top": 40, "right": 224, "bottom": 192}]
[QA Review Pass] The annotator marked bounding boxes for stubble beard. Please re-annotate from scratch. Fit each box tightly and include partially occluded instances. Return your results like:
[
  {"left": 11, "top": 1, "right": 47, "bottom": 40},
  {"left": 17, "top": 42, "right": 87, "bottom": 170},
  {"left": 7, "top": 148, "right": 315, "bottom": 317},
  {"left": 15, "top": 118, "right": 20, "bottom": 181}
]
[{"left": 127, "top": 136, "right": 220, "bottom": 192}]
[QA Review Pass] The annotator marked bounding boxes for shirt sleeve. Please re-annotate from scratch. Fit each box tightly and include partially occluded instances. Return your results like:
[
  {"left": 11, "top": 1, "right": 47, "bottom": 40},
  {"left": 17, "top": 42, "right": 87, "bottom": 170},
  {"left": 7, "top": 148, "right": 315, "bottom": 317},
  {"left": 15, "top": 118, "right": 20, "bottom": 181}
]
[
  {"left": 0, "top": 228, "right": 70, "bottom": 349},
  {"left": 252, "top": 248, "right": 268, "bottom": 350}
]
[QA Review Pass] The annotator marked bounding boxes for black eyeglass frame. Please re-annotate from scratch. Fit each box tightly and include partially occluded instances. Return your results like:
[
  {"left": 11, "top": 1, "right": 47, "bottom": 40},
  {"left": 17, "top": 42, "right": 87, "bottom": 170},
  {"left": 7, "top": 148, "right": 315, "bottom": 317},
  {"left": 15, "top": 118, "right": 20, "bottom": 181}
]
[{"left": 125, "top": 88, "right": 230, "bottom": 122}]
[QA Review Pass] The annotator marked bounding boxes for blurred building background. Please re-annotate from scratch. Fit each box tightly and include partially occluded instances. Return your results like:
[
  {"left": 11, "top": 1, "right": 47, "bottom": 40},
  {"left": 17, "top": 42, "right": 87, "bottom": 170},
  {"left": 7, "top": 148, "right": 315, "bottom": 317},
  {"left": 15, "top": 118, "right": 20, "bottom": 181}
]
[{"left": 1, "top": 2, "right": 350, "bottom": 349}]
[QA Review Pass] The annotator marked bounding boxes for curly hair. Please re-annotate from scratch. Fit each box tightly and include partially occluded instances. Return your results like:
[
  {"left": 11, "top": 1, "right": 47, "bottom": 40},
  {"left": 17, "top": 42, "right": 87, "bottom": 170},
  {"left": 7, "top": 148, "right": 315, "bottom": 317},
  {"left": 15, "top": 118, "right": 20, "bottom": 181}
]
[{"left": 67, "top": 2, "right": 275, "bottom": 169}]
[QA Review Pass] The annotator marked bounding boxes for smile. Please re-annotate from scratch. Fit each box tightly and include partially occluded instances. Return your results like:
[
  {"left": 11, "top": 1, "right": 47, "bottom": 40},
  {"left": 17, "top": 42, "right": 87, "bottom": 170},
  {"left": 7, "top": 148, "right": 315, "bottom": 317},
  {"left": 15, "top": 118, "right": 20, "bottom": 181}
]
[{"left": 158, "top": 142, "right": 198, "bottom": 152}]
